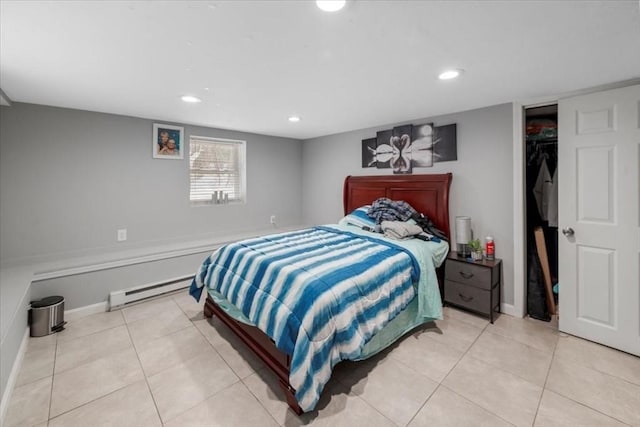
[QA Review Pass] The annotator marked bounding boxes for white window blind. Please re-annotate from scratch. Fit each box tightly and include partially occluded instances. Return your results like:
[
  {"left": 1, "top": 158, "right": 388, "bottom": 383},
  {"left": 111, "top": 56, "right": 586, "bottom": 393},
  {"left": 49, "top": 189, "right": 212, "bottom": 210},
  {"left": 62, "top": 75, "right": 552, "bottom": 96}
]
[{"left": 189, "top": 136, "right": 246, "bottom": 204}]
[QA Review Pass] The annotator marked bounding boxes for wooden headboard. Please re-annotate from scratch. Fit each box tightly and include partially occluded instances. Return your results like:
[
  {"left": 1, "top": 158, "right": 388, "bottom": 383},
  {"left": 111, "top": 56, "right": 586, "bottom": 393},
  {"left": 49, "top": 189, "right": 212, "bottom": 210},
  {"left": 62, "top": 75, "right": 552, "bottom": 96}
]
[{"left": 343, "top": 173, "right": 453, "bottom": 241}]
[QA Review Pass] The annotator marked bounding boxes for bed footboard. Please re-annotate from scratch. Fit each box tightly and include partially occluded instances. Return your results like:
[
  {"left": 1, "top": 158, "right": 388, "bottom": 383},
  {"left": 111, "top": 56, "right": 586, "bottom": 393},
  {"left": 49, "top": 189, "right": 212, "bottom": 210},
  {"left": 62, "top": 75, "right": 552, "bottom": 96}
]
[{"left": 203, "top": 295, "right": 304, "bottom": 415}]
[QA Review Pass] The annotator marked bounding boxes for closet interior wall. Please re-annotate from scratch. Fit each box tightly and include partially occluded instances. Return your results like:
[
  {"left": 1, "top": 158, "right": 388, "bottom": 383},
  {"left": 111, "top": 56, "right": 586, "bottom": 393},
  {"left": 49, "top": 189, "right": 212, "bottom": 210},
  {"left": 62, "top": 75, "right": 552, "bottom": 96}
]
[{"left": 525, "top": 105, "right": 558, "bottom": 322}]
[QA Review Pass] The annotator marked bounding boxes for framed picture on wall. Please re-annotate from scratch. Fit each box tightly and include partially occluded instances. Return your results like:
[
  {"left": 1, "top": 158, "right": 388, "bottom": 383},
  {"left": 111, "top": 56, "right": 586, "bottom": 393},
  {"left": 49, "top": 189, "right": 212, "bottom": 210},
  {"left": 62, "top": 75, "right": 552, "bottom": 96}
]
[{"left": 153, "top": 123, "right": 184, "bottom": 159}]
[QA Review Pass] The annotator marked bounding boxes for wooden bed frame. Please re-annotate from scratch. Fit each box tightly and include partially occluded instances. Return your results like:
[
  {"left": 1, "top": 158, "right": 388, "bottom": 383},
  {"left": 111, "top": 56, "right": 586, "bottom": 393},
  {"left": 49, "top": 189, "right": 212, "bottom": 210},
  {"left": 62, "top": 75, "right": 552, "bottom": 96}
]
[{"left": 203, "top": 173, "right": 453, "bottom": 414}]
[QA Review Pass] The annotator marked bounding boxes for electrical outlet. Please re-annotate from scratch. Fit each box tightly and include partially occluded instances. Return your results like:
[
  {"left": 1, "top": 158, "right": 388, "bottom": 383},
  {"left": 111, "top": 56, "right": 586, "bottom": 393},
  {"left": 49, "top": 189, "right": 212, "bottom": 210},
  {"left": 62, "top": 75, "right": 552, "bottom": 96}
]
[
  {"left": 270, "top": 215, "right": 276, "bottom": 225},
  {"left": 117, "top": 228, "right": 127, "bottom": 242}
]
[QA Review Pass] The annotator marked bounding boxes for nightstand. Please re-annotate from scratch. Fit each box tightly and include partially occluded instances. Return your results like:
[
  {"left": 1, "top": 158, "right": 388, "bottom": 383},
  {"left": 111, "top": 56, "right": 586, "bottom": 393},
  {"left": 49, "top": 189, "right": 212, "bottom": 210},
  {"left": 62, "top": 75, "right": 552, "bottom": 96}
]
[{"left": 444, "top": 252, "right": 502, "bottom": 323}]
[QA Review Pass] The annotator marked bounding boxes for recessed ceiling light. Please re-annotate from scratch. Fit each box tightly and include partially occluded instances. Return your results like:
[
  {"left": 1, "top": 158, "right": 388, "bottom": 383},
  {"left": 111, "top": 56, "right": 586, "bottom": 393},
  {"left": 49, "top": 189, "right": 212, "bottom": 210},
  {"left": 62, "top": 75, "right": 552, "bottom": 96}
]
[
  {"left": 288, "top": 116, "right": 301, "bottom": 122},
  {"left": 438, "top": 69, "right": 463, "bottom": 80},
  {"left": 316, "top": 0, "right": 346, "bottom": 12},
  {"left": 181, "top": 95, "right": 201, "bottom": 103}
]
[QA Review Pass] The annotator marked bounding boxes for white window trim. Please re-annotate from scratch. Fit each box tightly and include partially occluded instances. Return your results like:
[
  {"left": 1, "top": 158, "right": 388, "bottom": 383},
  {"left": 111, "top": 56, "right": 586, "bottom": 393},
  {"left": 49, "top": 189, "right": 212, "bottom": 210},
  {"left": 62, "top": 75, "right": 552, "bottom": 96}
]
[{"left": 189, "top": 135, "right": 247, "bottom": 206}]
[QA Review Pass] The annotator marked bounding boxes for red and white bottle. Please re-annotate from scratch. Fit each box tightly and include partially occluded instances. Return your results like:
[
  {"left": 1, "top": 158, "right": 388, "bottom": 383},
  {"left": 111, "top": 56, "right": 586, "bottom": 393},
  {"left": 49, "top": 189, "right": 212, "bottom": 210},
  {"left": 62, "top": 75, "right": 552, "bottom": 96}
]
[{"left": 485, "top": 236, "right": 495, "bottom": 260}]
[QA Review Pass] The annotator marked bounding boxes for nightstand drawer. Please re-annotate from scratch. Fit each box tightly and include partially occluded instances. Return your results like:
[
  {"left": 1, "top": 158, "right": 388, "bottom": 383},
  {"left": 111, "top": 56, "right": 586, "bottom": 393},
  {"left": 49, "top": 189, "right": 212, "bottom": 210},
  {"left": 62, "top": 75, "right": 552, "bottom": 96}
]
[
  {"left": 445, "top": 280, "right": 499, "bottom": 314},
  {"left": 445, "top": 259, "right": 493, "bottom": 290}
]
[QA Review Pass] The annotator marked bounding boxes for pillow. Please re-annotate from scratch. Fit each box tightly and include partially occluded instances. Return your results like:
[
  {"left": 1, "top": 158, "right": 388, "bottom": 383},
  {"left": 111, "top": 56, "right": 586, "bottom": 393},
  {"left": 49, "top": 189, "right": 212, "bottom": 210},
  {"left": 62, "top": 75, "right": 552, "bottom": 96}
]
[{"left": 340, "top": 205, "right": 376, "bottom": 229}]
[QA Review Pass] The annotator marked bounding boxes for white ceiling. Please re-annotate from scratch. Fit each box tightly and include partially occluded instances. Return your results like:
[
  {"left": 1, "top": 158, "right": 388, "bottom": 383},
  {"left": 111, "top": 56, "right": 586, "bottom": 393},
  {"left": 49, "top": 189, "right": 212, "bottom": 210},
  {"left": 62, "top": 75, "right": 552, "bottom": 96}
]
[{"left": 1, "top": 1, "right": 639, "bottom": 140}]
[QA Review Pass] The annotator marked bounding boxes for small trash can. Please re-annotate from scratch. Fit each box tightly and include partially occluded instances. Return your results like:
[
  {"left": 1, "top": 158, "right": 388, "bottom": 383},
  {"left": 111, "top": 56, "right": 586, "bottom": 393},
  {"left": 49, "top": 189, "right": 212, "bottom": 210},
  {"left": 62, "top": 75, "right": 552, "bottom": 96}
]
[{"left": 29, "top": 296, "right": 66, "bottom": 337}]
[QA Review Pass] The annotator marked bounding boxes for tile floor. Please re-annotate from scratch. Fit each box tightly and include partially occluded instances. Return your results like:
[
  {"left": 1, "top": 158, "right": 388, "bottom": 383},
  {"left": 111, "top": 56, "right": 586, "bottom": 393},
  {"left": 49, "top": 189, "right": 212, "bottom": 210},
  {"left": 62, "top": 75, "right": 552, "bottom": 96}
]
[{"left": 5, "top": 293, "right": 640, "bottom": 427}]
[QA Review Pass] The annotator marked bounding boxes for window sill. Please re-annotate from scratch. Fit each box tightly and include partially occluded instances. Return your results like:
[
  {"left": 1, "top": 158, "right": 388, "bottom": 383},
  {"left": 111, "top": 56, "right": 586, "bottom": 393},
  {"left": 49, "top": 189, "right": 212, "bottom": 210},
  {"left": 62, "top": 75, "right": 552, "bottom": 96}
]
[{"left": 190, "top": 199, "right": 246, "bottom": 207}]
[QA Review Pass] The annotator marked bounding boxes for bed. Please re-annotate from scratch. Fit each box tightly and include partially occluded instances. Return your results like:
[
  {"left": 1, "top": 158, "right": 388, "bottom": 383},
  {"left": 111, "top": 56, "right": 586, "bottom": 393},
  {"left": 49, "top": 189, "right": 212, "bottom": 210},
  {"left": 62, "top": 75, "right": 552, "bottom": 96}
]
[{"left": 190, "top": 173, "right": 452, "bottom": 414}]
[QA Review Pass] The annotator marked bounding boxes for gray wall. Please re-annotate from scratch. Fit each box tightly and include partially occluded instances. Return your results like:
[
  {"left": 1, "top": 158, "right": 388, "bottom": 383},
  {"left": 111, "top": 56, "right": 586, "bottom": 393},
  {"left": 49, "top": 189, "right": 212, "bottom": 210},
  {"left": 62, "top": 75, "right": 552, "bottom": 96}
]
[
  {"left": 30, "top": 252, "right": 210, "bottom": 309},
  {"left": 301, "top": 103, "right": 515, "bottom": 305},
  {"left": 0, "top": 103, "right": 303, "bottom": 403},
  {"left": 0, "top": 103, "right": 303, "bottom": 263}
]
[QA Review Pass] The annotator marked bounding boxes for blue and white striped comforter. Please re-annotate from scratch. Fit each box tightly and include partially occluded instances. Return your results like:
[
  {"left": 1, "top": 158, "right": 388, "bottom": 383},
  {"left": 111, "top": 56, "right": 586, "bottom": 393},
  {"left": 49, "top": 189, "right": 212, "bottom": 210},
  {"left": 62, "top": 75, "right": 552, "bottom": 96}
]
[{"left": 189, "top": 226, "right": 421, "bottom": 412}]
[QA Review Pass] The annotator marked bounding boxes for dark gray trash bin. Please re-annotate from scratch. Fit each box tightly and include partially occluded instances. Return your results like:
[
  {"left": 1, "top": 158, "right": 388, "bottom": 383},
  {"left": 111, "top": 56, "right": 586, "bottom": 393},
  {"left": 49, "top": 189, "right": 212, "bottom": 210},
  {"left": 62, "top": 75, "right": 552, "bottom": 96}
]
[{"left": 29, "top": 296, "right": 66, "bottom": 337}]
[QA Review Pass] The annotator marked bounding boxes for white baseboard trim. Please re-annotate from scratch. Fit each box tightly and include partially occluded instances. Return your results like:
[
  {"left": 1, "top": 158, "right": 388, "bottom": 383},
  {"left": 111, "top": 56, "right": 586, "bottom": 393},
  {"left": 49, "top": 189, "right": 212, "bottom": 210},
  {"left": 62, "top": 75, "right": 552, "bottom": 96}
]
[
  {"left": 0, "top": 327, "right": 29, "bottom": 426},
  {"left": 500, "top": 303, "right": 520, "bottom": 318},
  {"left": 64, "top": 301, "right": 108, "bottom": 322}
]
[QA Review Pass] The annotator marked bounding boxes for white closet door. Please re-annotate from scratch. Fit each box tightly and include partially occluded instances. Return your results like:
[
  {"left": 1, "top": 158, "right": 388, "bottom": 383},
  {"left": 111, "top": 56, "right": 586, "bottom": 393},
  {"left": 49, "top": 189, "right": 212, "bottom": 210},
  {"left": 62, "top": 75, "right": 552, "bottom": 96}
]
[{"left": 558, "top": 84, "right": 640, "bottom": 356}]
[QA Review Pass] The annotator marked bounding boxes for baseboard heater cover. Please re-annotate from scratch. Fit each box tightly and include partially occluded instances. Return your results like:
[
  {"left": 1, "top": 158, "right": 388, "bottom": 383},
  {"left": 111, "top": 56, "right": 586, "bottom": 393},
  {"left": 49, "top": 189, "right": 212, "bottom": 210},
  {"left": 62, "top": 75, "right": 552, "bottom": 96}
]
[{"left": 109, "top": 275, "right": 194, "bottom": 309}]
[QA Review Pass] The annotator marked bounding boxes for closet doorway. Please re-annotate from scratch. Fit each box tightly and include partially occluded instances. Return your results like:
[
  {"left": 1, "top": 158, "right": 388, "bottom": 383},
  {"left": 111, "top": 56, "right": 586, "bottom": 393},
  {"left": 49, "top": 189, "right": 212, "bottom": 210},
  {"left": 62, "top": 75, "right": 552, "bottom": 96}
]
[
  {"left": 519, "top": 84, "right": 639, "bottom": 356},
  {"left": 524, "top": 105, "right": 558, "bottom": 324}
]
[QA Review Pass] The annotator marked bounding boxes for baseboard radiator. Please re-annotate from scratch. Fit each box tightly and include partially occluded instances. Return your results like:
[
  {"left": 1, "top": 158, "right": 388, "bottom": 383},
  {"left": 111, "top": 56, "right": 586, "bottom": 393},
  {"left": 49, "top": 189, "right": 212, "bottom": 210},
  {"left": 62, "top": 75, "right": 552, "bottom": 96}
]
[{"left": 109, "top": 275, "right": 194, "bottom": 310}]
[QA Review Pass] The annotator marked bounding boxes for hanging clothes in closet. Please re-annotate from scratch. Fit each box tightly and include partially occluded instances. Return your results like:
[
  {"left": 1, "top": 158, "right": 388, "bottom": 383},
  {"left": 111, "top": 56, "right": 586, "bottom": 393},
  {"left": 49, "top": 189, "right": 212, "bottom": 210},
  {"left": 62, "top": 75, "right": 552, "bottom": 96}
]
[
  {"left": 533, "top": 153, "right": 558, "bottom": 227},
  {"left": 525, "top": 110, "right": 558, "bottom": 321}
]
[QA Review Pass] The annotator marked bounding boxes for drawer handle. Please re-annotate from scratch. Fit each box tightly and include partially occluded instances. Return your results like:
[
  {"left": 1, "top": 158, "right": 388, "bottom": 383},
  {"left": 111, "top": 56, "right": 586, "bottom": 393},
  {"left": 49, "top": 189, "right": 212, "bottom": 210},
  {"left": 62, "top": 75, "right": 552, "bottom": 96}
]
[
  {"left": 459, "top": 271, "right": 474, "bottom": 280},
  {"left": 458, "top": 293, "right": 474, "bottom": 303}
]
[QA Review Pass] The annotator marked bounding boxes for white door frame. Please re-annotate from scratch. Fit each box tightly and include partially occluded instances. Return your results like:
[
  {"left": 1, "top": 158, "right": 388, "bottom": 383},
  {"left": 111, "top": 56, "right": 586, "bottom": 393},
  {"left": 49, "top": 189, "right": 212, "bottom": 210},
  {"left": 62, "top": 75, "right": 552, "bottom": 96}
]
[
  {"left": 511, "top": 79, "right": 640, "bottom": 318},
  {"left": 512, "top": 102, "right": 526, "bottom": 318}
]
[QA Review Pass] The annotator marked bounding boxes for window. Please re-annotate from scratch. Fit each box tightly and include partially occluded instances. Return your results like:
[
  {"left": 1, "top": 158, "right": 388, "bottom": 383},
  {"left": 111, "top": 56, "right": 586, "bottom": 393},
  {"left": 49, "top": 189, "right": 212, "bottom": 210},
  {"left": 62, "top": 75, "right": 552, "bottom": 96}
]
[{"left": 189, "top": 136, "right": 246, "bottom": 205}]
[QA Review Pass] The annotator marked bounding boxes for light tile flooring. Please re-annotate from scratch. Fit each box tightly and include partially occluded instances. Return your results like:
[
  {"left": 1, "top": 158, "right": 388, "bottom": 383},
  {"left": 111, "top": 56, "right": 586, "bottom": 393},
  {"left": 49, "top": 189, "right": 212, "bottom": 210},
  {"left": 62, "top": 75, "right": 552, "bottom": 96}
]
[{"left": 5, "top": 293, "right": 640, "bottom": 427}]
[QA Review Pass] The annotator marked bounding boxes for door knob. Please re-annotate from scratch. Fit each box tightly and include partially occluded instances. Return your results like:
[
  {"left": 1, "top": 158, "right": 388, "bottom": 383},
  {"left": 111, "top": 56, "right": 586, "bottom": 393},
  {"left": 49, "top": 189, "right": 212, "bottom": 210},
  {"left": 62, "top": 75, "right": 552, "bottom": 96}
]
[{"left": 562, "top": 227, "right": 575, "bottom": 237}]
